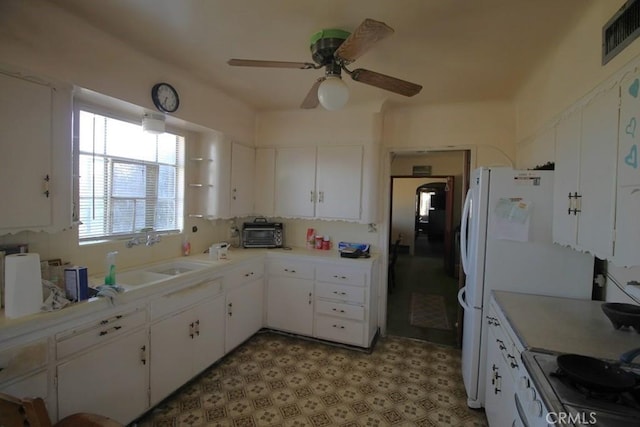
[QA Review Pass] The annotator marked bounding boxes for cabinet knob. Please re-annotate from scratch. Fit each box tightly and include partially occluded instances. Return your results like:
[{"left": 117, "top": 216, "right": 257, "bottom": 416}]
[
  {"left": 43, "top": 174, "right": 50, "bottom": 198},
  {"left": 140, "top": 345, "right": 147, "bottom": 365}
]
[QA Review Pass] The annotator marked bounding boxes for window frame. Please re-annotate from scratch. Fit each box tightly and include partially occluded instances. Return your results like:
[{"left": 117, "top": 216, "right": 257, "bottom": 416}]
[{"left": 73, "top": 101, "right": 186, "bottom": 244}]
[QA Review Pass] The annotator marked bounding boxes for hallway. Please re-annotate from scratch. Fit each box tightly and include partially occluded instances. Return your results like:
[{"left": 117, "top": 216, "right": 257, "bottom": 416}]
[{"left": 386, "top": 235, "right": 459, "bottom": 347}]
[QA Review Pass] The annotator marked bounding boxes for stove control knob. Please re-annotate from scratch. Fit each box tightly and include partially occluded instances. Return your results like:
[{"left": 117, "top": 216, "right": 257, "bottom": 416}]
[
  {"left": 528, "top": 399, "right": 543, "bottom": 418},
  {"left": 518, "top": 376, "right": 530, "bottom": 390}
]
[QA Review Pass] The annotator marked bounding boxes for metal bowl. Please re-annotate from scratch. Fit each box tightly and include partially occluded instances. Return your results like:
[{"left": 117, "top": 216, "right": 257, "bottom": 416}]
[{"left": 601, "top": 302, "right": 640, "bottom": 333}]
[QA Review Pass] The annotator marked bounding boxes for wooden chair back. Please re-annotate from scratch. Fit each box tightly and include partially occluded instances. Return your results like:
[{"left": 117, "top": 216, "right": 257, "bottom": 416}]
[{"left": 0, "top": 392, "right": 123, "bottom": 427}]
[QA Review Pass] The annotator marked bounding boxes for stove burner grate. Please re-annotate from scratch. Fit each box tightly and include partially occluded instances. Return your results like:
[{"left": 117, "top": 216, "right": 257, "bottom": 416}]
[{"left": 551, "top": 368, "right": 640, "bottom": 410}]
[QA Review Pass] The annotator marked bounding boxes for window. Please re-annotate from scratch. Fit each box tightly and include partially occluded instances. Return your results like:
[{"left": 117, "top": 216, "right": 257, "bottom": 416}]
[{"left": 76, "top": 108, "right": 184, "bottom": 242}]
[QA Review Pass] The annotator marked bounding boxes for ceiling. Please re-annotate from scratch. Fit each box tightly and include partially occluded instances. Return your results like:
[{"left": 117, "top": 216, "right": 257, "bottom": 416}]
[{"left": 49, "top": 0, "right": 592, "bottom": 112}]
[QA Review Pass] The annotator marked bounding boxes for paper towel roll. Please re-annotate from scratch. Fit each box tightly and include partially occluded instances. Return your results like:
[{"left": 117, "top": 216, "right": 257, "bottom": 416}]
[{"left": 4, "top": 253, "right": 43, "bottom": 319}]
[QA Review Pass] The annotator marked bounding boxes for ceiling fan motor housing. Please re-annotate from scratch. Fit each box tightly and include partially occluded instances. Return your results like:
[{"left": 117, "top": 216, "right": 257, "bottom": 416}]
[{"left": 310, "top": 29, "right": 350, "bottom": 66}]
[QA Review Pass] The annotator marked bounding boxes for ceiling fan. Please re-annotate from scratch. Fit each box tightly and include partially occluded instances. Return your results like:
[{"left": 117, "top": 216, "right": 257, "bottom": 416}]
[{"left": 228, "top": 18, "right": 423, "bottom": 110}]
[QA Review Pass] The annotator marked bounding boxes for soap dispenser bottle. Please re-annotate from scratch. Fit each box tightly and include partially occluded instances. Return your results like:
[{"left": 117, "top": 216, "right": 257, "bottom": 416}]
[{"left": 104, "top": 251, "right": 118, "bottom": 285}]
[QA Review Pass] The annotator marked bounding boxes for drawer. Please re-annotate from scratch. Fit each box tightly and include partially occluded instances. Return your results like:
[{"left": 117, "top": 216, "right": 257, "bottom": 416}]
[
  {"left": 315, "top": 315, "right": 364, "bottom": 346},
  {"left": 150, "top": 279, "right": 222, "bottom": 320},
  {"left": 315, "top": 300, "right": 365, "bottom": 321},
  {"left": 0, "top": 339, "right": 48, "bottom": 383},
  {"left": 56, "top": 310, "right": 146, "bottom": 359},
  {"left": 267, "top": 259, "right": 314, "bottom": 280},
  {"left": 315, "top": 283, "right": 365, "bottom": 304},
  {"left": 316, "top": 265, "right": 366, "bottom": 287},
  {"left": 224, "top": 260, "right": 265, "bottom": 287}
]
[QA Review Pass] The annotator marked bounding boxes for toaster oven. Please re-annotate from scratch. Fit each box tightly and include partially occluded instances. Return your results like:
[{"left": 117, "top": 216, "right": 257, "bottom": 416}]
[{"left": 242, "top": 218, "right": 283, "bottom": 248}]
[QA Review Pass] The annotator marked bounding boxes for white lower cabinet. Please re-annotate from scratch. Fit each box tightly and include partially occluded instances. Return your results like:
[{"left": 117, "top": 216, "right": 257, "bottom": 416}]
[
  {"left": 149, "top": 282, "right": 225, "bottom": 406},
  {"left": 266, "top": 258, "right": 315, "bottom": 336},
  {"left": 265, "top": 257, "right": 378, "bottom": 348},
  {"left": 484, "top": 319, "right": 517, "bottom": 427},
  {"left": 0, "top": 338, "right": 49, "bottom": 414},
  {"left": 225, "top": 261, "right": 265, "bottom": 353},
  {"left": 314, "top": 263, "right": 375, "bottom": 347},
  {"left": 56, "top": 327, "right": 148, "bottom": 424}
]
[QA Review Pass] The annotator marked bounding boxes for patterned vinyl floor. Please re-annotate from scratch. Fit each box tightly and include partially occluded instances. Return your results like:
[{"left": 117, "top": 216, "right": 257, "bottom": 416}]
[{"left": 133, "top": 331, "right": 488, "bottom": 426}]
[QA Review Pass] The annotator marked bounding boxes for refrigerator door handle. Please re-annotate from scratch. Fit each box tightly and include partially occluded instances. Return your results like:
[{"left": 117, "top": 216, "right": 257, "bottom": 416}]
[
  {"left": 460, "top": 189, "right": 472, "bottom": 275},
  {"left": 457, "top": 286, "right": 470, "bottom": 311}
]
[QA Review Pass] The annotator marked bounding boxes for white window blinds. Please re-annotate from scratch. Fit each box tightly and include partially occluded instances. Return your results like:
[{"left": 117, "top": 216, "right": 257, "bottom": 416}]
[{"left": 77, "top": 110, "right": 184, "bottom": 242}]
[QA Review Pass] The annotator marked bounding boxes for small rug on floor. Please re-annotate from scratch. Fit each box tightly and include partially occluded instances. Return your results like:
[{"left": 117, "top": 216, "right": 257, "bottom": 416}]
[{"left": 409, "top": 292, "right": 452, "bottom": 330}]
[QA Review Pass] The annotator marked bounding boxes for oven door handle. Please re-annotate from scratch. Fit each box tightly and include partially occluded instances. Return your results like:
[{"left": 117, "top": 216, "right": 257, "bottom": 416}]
[{"left": 514, "top": 393, "right": 530, "bottom": 427}]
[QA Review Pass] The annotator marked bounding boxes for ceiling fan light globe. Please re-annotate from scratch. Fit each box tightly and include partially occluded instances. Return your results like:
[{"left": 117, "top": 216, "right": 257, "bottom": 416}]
[{"left": 317, "top": 76, "right": 349, "bottom": 110}]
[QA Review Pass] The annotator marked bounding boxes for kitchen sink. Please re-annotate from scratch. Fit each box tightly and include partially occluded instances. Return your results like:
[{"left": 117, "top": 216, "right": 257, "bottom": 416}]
[
  {"left": 117, "top": 270, "right": 171, "bottom": 287},
  {"left": 116, "top": 260, "right": 211, "bottom": 288},
  {"left": 146, "top": 260, "right": 210, "bottom": 276}
]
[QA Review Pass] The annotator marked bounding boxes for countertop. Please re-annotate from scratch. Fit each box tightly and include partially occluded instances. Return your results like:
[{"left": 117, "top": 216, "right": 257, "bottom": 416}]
[
  {"left": 0, "top": 246, "right": 378, "bottom": 343},
  {"left": 493, "top": 290, "right": 640, "bottom": 361}
]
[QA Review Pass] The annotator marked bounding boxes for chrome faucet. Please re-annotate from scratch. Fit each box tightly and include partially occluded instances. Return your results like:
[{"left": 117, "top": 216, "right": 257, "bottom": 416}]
[{"left": 125, "top": 229, "right": 161, "bottom": 248}]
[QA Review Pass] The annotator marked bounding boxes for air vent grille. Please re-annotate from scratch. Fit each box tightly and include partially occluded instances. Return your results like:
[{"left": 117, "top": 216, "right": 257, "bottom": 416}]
[{"left": 603, "top": 0, "right": 640, "bottom": 64}]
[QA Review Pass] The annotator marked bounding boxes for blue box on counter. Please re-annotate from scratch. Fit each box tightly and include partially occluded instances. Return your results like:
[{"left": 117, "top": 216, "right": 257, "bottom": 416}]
[{"left": 64, "top": 266, "right": 89, "bottom": 301}]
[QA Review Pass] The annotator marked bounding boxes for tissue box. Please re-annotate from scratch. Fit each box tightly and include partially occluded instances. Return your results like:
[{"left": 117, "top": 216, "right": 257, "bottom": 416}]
[{"left": 64, "top": 267, "right": 89, "bottom": 302}]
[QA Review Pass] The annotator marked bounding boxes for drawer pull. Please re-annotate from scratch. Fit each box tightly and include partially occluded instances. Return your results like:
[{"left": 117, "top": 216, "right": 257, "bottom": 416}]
[
  {"left": 333, "top": 275, "right": 347, "bottom": 280},
  {"left": 100, "top": 314, "right": 123, "bottom": 325},
  {"left": 284, "top": 268, "right": 297, "bottom": 273},
  {"left": 332, "top": 324, "right": 345, "bottom": 329},
  {"left": 332, "top": 308, "right": 346, "bottom": 313},
  {"left": 99, "top": 325, "right": 122, "bottom": 336},
  {"left": 332, "top": 291, "right": 347, "bottom": 296},
  {"left": 308, "top": 292, "right": 312, "bottom": 305},
  {"left": 140, "top": 345, "right": 147, "bottom": 365},
  {"left": 228, "top": 302, "right": 233, "bottom": 317},
  {"left": 195, "top": 320, "right": 200, "bottom": 336},
  {"left": 190, "top": 322, "right": 195, "bottom": 339},
  {"left": 244, "top": 272, "right": 254, "bottom": 277},
  {"left": 497, "top": 339, "right": 506, "bottom": 350}
]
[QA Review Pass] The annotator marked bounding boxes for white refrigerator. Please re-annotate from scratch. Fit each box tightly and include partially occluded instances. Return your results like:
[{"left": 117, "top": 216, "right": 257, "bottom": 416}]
[{"left": 458, "top": 167, "right": 594, "bottom": 408}]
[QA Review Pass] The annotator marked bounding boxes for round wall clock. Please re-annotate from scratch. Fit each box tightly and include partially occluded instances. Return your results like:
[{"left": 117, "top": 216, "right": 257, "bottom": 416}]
[{"left": 151, "top": 82, "right": 179, "bottom": 113}]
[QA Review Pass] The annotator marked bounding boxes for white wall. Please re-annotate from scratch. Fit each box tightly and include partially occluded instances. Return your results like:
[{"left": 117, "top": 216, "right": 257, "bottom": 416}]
[
  {"left": 0, "top": 0, "right": 255, "bottom": 275},
  {"left": 0, "top": 0, "right": 255, "bottom": 144},
  {"left": 515, "top": 2, "right": 640, "bottom": 159}
]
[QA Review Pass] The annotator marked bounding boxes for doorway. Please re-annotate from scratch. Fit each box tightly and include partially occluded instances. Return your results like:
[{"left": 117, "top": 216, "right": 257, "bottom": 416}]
[{"left": 386, "top": 150, "right": 469, "bottom": 347}]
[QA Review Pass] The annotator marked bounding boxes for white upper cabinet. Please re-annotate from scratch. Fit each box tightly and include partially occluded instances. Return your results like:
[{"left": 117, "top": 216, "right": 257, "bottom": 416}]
[
  {"left": 552, "top": 109, "right": 581, "bottom": 247},
  {"left": 274, "top": 147, "right": 317, "bottom": 218},
  {"left": 230, "top": 142, "right": 255, "bottom": 217},
  {"left": 254, "top": 148, "right": 275, "bottom": 216},
  {"left": 274, "top": 146, "right": 363, "bottom": 221},
  {"left": 552, "top": 87, "right": 619, "bottom": 259},
  {"left": 0, "top": 69, "right": 72, "bottom": 234},
  {"left": 614, "top": 71, "right": 640, "bottom": 266},
  {"left": 315, "top": 146, "right": 363, "bottom": 220},
  {"left": 191, "top": 138, "right": 255, "bottom": 219}
]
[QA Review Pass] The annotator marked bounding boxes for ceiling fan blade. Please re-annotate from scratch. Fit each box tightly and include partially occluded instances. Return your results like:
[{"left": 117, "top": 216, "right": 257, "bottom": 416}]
[
  {"left": 300, "top": 78, "right": 325, "bottom": 109},
  {"left": 334, "top": 18, "right": 394, "bottom": 63},
  {"left": 228, "top": 59, "right": 316, "bottom": 69},
  {"left": 350, "top": 69, "right": 422, "bottom": 97}
]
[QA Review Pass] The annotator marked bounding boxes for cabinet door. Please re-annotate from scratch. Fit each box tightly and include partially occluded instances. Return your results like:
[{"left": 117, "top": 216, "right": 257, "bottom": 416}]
[
  {"left": 57, "top": 328, "right": 148, "bottom": 424},
  {"left": 149, "top": 309, "right": 194, "bottom": 406},
  {"left": 0, "top": 73, "right": 53, "bottom": 229},
  {"left": 267, "top": 276, "right": 313, "bottom": 336},
  {"left": 274, "top": 147, "right": 316, "bottom": 217},
  {"left": 614, "top": 72, "right": 640, "bottom": 266},
  {"left": 225, "top": 278, "right": 264, "bottom": 352},
  {"left": 552, "top": 110, "right": 581, "bottom": 247},
  {"left": 577, "top": 88, "right": 619, "bottom": 259},
  {"left": 231, "top": 142, "right": 255, "bottom": 217},
  {"left": 255, "top": 148, "right": 275, "bottom": 215},
  {"left": 316, "top": 146, "right": 363, "bottom": 220},
  {"left": 193, "top": 295, "right": 225, "bottom": 375}
]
